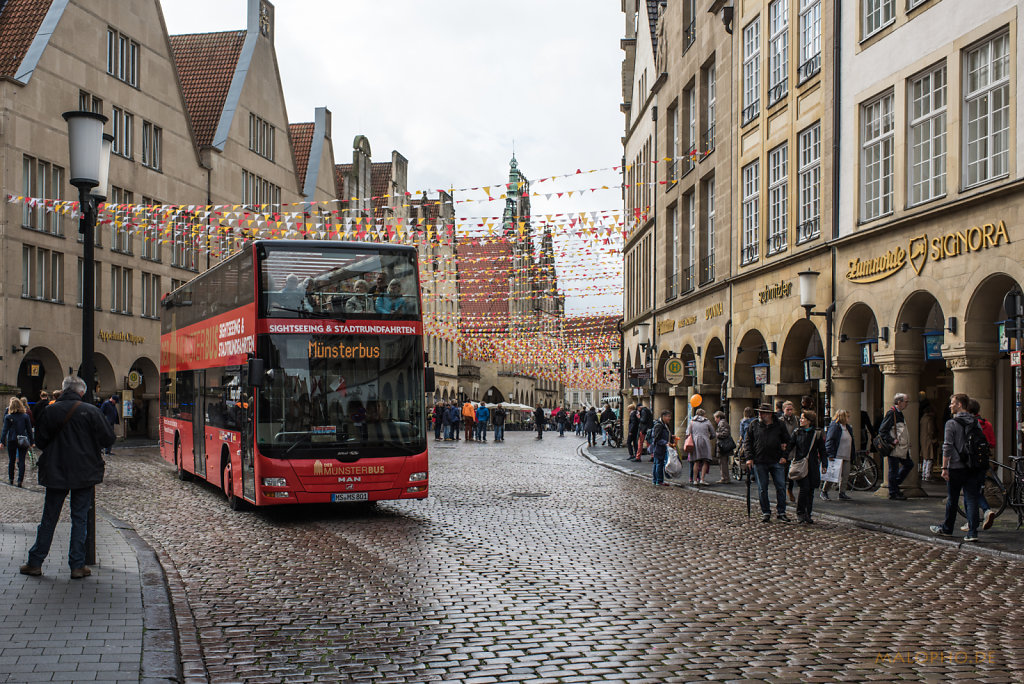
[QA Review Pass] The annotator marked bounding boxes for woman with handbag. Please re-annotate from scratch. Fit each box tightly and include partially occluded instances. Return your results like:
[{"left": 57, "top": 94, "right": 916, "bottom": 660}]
[
  {"left": 786, "top": 410, "right": 827, "bottom": 523},
  {"left": 686, "top": 408, "right": 716, "bottom": 485},
  {"left": 821, "top": 409, "right": 855, "bottom": 500},
  {"left": 713, "top": 411, "right": 735, "bottom": 484},
  {"left": 2, "top": 397, "right": 34, "bottom": 487}
]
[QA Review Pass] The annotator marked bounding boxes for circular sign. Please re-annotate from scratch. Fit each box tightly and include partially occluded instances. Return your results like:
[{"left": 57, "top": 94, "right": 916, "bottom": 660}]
[
  {"left": 664, "top": 358, "right": 685, "bottom": 385},
  {"left": 127, "top": 370, "right": 142, "bottom": 389},
  {"left": 689, "top": 393, "right": 703, "bottom": 408}
]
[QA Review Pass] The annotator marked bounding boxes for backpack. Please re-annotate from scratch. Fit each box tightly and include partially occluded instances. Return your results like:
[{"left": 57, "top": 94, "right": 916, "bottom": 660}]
[
  {"left": 638, "top": 406, "right": 653, "bottom": 428},
  {"left": 955, "top": 416, "right": 990, "bottom": 470}
]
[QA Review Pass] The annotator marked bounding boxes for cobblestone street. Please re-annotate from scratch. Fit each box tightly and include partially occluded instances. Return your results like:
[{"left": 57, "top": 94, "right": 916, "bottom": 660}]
[{"left": 87, "top": 433, "right": 1024, "bottom": 682}]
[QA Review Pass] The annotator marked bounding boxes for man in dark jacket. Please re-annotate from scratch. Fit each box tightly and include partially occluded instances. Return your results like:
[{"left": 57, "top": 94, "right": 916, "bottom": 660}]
[
  {"left": 930, "top": 393, "right": 988, "bottom": 542},
  {"left": 635, "top": 401, "right": 654, "bottom": 458},
  {"left": 20, "top": 375, "right": 115, "bottom": 579},
  {"left": 100, "top": 395, "right": 119, "bottom": 454},
  {"left": 534, "top": 405, "right": 546, "bottom": 440},
  {"left": 744, "top": 403, "right": 792, "bottom": 523},
  {"left": 599, "top": 404, "right": 616, "bottom": 445},
  {"left": 31, "top": 390, "right": 50, "bottom": 425},
  {"left": 492, "top": 406, "right": 506, "bottom": 442}
]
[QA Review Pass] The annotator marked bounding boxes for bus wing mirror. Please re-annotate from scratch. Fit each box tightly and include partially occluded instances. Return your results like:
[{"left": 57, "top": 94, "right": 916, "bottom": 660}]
[
  {"left": 424, "top": 367, "right": 436, "bottom": 394},
  {"left": 247, "top": 357, "right": 266, "bottom": 387}
]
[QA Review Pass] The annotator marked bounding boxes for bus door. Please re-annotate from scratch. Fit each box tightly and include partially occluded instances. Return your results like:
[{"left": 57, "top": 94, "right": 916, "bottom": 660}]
[
  {"left": 240, "top": 384, "right": 255, "bottom": 501},
  {"left": 192, "top": 370, "right": 207, "bottom": 478}
]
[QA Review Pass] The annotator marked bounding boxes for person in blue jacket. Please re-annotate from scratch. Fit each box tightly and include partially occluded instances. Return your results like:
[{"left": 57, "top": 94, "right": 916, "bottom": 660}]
[
  {"left": 475, "top": 403, "right": 490, "bottom": 442},
  {"left": 2, "top": 398, "right": 34, "bottom": 487}
]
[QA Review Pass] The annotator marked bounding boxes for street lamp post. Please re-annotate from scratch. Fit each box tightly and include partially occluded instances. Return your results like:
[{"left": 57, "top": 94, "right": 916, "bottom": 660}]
[
  {"left": 798, "top": 270, "right": 835, "bottom": 423},
  {"left": 63, "top": 110, "right": 112, "bottom": 566}
]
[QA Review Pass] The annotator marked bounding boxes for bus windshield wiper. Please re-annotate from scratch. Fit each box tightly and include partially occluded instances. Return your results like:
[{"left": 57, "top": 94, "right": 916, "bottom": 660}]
[
  {"left": 271, "top": 305, "right": 335, "bottom": 319},
  {"left": 284, "top": 435, "right": 311, "bottom": 457}
]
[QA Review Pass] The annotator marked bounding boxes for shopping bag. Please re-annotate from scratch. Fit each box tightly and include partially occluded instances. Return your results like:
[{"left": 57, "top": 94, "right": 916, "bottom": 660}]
[
  {"left": 823, "top": 458, "right": 842, "bottom": 484},
  {"left": 665, "top": 451, "right": 683, "bottom": 478}
]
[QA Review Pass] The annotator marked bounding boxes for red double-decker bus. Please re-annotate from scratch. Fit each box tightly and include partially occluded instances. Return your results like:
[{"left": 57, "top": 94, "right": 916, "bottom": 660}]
[{"left": 159, "top": 240, "right": 431, "bottom": 508}]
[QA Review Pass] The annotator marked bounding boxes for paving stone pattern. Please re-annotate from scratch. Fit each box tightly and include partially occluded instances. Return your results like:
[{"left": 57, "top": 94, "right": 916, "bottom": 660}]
[{"left": 95, "top": 434, "right": 1024, "bottom": 683}]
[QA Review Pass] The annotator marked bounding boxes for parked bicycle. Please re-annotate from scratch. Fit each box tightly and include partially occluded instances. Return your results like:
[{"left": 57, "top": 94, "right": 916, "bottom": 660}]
[
  {"left": 956, "top": 455, "right": 1024, "bottom": 528},
  {"left": 847, "top": 450, "right": 880, "bottom": 491}
]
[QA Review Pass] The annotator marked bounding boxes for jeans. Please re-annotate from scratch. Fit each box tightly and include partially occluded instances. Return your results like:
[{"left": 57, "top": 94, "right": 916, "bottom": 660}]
[
  {"left": 28, "top": 486, "right": 94, "bottom": 569},
  {"left": 652, "top": 452, "right": 667, "bottom": 484},
  {"left": 7, "top": 442, "right": 26, "bottom": 483},
  {"left": 626, "top": 431, "right": 638, "bottom": 458},
  {"left": 940, "top": 467, "right": 986, "bottom": 536},
  {"left": 434, "top": 422, "right": 442, "bottom": 440},
  {"left": 558, "top": 424, "right": 565, "bottom": 436},
  {"left": 587, "top": 431, "right": 597, "bottom": 447},
  {"left": 493, "top": 424, "right": 505, "bottom": 441},
  {"left": 754, "top": 462, "right": 788, "bottom": 516},
  {"left": 888, "top": 455, "right": 914, "bottom": 495},
  {"left": 475, "top": 422, "right": 487, "bottom": 441}
]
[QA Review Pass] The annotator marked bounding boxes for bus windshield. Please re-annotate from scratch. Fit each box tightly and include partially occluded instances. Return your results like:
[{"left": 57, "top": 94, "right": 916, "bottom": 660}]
[
  {"left": 255, "top": 334, "right": 425, "bottom": 458},
  {"left": 258, "top": 246, "right": 419, "bottom": 318}
]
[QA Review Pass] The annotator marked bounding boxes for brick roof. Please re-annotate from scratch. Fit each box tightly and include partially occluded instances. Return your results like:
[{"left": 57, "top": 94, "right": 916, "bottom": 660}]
[
  {"left": 289, "top": 122, "right": 314, "bottom": 189},
  {"left": 169, "top": 30, "right": 246, "bottom": 148},
  {"left": 646, "top": 0, "right": 660, "bottom": 51},
  {"left": 457, "top": 241, "right": 511, "bottom": 333},
  {"left": 370, "top": 162, "right": 392, "bottom": 217},
  {"left": 0, "top": 0, "right": 52, "bottom": 79}
]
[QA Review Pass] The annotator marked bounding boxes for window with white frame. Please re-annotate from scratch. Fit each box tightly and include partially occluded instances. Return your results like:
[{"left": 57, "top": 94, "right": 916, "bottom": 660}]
[
  {"left": 860, "top": 92, "right": 894, "bottom": 221},
  {"left": 110, "top": 265, "right": 132, "bottom": 314},
  {"left": 768, "top": 0, "right": 789, "bottom": 104},
  {"left": 109, "top": 186, "right": 134, "bottom": 254},
  {"left": 799, "top": 0, "right": 821, "bottom": 82},
  {"left": 140, "top": 197, "right": 162, "bottom": 261},
  {"left": 667, "top": 203, "right": 679, "bottom": 300},
  {"left": 106, "top": 27, "right": 139, "bottom": 87},
  {"left": 668, "top": 104, "right": 679, "bottom": 181},
  {"left": 141, "top": 272, "right": 161, "bottom": 318},
  {"left": 21, "top": 155, "right": 64, "bottom": 235},
  {"left": 908, "top": 64, "right": 947, "bottom": 206},
  {"left": 704, "top": 61, "right": 716, "bottom": 151},
  {"left": 78, "top": 90, "right": 102, "bottom": 114},
  {"left": 685, "top": 86, "right": 696, "bottom": 161},
  {"left": 249, "top": 113, "right": 275, "bottom": 161},
  {"left": 685, "top": 191, "right": 696, "bottom": 291},
  {"left": 76, "top": 258, "right": 102, "bottom": 309},
  {"left": 907, "top": 0, "right": 929, "bottom": 9},
  {"left": 171, "top": 216, "right": 198, "bottom": 271},
  {"left": 742, "top": 17, "right": 761, "bottom": 124},
  {"left": 862, "top": 0, "right": 895, "bottom": 40},
  {"left": 22, "top": 246, "right": 63, "bottom": 303},
  {"left": 702, "top": 177, "right": 716, "bottom": 283},
  {"left": 797, "top": 122, "right": 821, "bottom": 242},
  {"left": 111, "top": 107, "right": 133, "bottom": 158},
  {"left": 742, "top": 161, "right": 759, "bottom": 264},
  {"left": 964, "top": 32, "right": 1009, "bottom": 188},
  {"left": 767, "top": 144, "right": 788, "bottom": 254},
  {"left": 242, "top": 170, "right": 282, "bottom": 207},
  {"left": 141, "top": 121, "right": 162, "bottom": 170}
]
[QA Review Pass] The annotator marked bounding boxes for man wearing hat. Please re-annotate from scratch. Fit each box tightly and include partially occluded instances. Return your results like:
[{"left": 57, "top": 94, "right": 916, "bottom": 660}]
[{"left": 745, "top": 403, "right": 792, "bottom": 522}]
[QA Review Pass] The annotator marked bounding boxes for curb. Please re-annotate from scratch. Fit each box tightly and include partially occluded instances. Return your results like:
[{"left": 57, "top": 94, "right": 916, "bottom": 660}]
[
  {"left": 578, "top": 444, "right": 1024, "bottom": 563},
  {"left": 103, "top": 510, "right": 184, "bottom": 683}
]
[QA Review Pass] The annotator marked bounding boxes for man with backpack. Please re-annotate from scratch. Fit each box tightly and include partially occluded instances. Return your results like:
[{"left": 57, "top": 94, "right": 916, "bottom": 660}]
[
  {"left": 930, "top": 393, "right": 989, "bottom": 542},
  {"left": 635, "top": 401, "right": 654, "bottom": 461}
]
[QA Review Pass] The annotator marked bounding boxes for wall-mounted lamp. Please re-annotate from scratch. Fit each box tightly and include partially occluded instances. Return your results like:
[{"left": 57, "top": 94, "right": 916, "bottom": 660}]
[
  {"left": 11, "top": 326, "right": 30, "bottom": 355},
  {"left": 714, "top": 354, "right": 727, "bottom": 375},
  {"left": 879, "top": 326, "right": 889, "bottom": 344}
]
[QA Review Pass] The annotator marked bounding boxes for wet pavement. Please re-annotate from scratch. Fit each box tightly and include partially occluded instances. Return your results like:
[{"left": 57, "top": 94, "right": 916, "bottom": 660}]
[{"left": 20, "top": 432, "right": 1024, "bottom": 682}]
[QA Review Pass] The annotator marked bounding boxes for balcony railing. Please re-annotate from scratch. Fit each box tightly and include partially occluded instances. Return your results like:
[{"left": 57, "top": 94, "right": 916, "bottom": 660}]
[
  {"left": 457, "top": 364, "right": 480, "bottom": 380},
  {"left": 699, "top": 253, "right": 715, "bottom": 285},
  {"left": 683, "top": 21, "right": 696, "bottom": 53},
  {"left": 742, "top": 100, "right": 760, "bottom": 126},
  {"left": 797, "top": 217, "right": 821, "bottom": 244},
  {"left": 798, "top": 53, "right": 821, "bottom": 85},
  {"left": 666, "top": 272, "right": 678, "bottom": 301},
  {"left": 681, "top": 264, "right": 695, "bottom": 295},
  {"left": 767, "top": 78, "right": 788, "bottom": 106},
  {"left": 682, "top": 149, "right": 696, "bottom": 177},
  {"left": 767, "top": 231, "right": 787, "bottom": 256},
  {"left": 741, "top": 243, "right": 759, "bottom": 265},
  {"left": 701, "top": 123, "right": 715, "bottom": 156},
  {"left": 666, "top": 158, "right": 678, "bottom": 186}
]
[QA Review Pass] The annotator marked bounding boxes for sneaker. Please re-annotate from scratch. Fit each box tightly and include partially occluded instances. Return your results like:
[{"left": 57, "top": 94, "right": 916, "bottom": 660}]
[
  {"left": 929, "top": 525, "right": 954, "bottom": 537},
  {"left": 838, "top": 493, "right": 852, "bottom": 500},
  {"left": 964, "top": 534, "right": 979, "bottom": 542},
  {"left": 19, "top": 564, "right": 42, "bottom": 576},
  {"left": 777, "top": 513, "right": 791, "bottom": 522},
  {"left": 819, "top": 491, "right": 830, "bottom": 501},
  {"left": 761, "top": 514, "right": 771, "bottom": 523},
  {"left": 70, "top": 567, "right": 91, "bottom": 579},
  {"left": 983, "top": 510, "right": 996, "bottom": 530},
  {"left": 960, "top": 522, "right": 970, "bottom": 532}
]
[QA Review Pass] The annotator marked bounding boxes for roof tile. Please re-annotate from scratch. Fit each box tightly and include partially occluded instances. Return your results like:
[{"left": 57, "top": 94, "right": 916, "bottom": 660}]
[
  {"left": 288, "top": 122, "right": 314, "bottom": 190},
  {"left": 169, "top": 30, "right": 246, "bottom": 148},
  {"left": 0, "top": 0, "right": 52, "bottom": 79}
]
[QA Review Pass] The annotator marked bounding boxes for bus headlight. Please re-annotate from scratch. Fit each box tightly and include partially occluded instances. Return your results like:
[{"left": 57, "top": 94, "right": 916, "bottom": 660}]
[
  {"left": 265, "top": 491, "right": 290, "bottom": 498},
  {"left": 409, "top": 472, "right": 427, "bottom": 482},
  {"left": 406, "top": 486, "right": 426, "bottom": 493},
  {"left": 262, "top": 477, "right": 287, "bottom": 487}
]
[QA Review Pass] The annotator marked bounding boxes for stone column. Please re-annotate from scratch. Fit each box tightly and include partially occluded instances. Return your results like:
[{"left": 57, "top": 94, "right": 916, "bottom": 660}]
[
  {"left": 947, "top": 353, "right": 996, "bottom": 418},
  {"left": 674, "top": 394, "right": 689, "bottom": 441},
  {"left": 876, "top": 359, "right": 926, "bottom": 498},
  {"left": 831, "top": 363, "right": 863, "bottom": 428}
]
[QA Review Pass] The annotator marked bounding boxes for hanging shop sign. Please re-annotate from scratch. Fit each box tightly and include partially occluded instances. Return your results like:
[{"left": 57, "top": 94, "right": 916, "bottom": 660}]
[
  {"left": 664, "top": 358, "right": 686, "bottom": 385},
  {"left": 847, "top": 221, "right": 1011, "bottom": 283},
  {"left": 757, "top": 281, "right": 792, "bottom": 305}
]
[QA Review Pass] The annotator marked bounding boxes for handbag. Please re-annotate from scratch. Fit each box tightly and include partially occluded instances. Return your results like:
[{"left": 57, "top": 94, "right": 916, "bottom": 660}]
[
  {"left": 718, "top": 432, "right": 736, "bottom": 453},
  {"left": 16, "top": 434, "right": 31, "bottom": 449},
  {"left": 872, "top": 432, "right": 893, "bottom": 457},
  {"left": 788, "top": 430, "right": 818, "bottom": 481},
  {"left": 683, "top": 433, "right": 695, "bottom": 454}
]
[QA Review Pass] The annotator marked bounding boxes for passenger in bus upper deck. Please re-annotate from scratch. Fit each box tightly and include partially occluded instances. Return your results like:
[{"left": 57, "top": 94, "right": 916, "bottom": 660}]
[
  {"left": 375, "top": 279, "right": 407, "bottom": 314},
  {"left": 275, "top": 274, "right": 312, "bottom": 313},
  {"left": 344, "top": 279, "right": 372, "bottom": 314}
]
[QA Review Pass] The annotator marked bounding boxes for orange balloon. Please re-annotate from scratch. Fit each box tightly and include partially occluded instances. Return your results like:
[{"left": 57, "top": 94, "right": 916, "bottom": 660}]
[{"left": 689, "top": 394, "right": 702, "bottom": 408}]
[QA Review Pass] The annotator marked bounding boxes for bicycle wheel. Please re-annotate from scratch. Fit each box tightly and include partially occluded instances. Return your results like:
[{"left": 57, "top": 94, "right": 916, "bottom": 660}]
[
  {"left": 956, "top": 474, "right": 1006, "bottom": 519},
  {"left": 848, "top": 454, "right": 878, "bottom": 491}
]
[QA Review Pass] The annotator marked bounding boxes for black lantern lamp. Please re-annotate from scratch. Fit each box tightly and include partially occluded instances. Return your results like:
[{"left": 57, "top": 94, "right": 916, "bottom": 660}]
[{"left": 752, "top": 362, "right": 769, "bottom": 386}]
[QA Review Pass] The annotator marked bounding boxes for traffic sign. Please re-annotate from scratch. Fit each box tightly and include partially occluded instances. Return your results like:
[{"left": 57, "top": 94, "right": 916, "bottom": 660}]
[
  {"left": 1012, "top": 351, "right": 1021, "bottom": 368},
  {"left": 665, "top": 358, "right": 685, "bottom": 385}
]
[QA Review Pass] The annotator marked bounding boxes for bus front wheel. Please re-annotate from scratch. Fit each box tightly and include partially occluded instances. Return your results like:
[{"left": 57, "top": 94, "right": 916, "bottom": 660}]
[
  {"left": 222, "top": 460, "right": 244, "bottom": 511},
  {"left": 174, "top": 436, "right": 192, "bottom": 481}
]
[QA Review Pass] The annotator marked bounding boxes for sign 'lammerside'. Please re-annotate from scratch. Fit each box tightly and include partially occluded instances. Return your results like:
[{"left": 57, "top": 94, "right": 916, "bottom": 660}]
[{"left": 847, "top": 220, "right": 1011, "bottom": 284}]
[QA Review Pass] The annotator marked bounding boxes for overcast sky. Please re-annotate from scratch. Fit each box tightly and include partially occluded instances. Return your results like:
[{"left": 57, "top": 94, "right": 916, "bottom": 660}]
[{"left": 160, "top": 0, "right": 625, "bottom": 315}]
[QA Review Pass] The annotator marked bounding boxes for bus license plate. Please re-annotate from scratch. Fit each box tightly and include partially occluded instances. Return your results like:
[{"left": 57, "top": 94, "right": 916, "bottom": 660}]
[{"left": 332, "top": 492, "right": 369, "bottom": 502}]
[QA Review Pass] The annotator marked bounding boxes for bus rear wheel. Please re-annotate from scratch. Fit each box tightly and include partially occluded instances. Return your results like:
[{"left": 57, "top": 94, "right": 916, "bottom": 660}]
[{"left": 174, "top": 437, "right": 192, "bottom": 481}]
